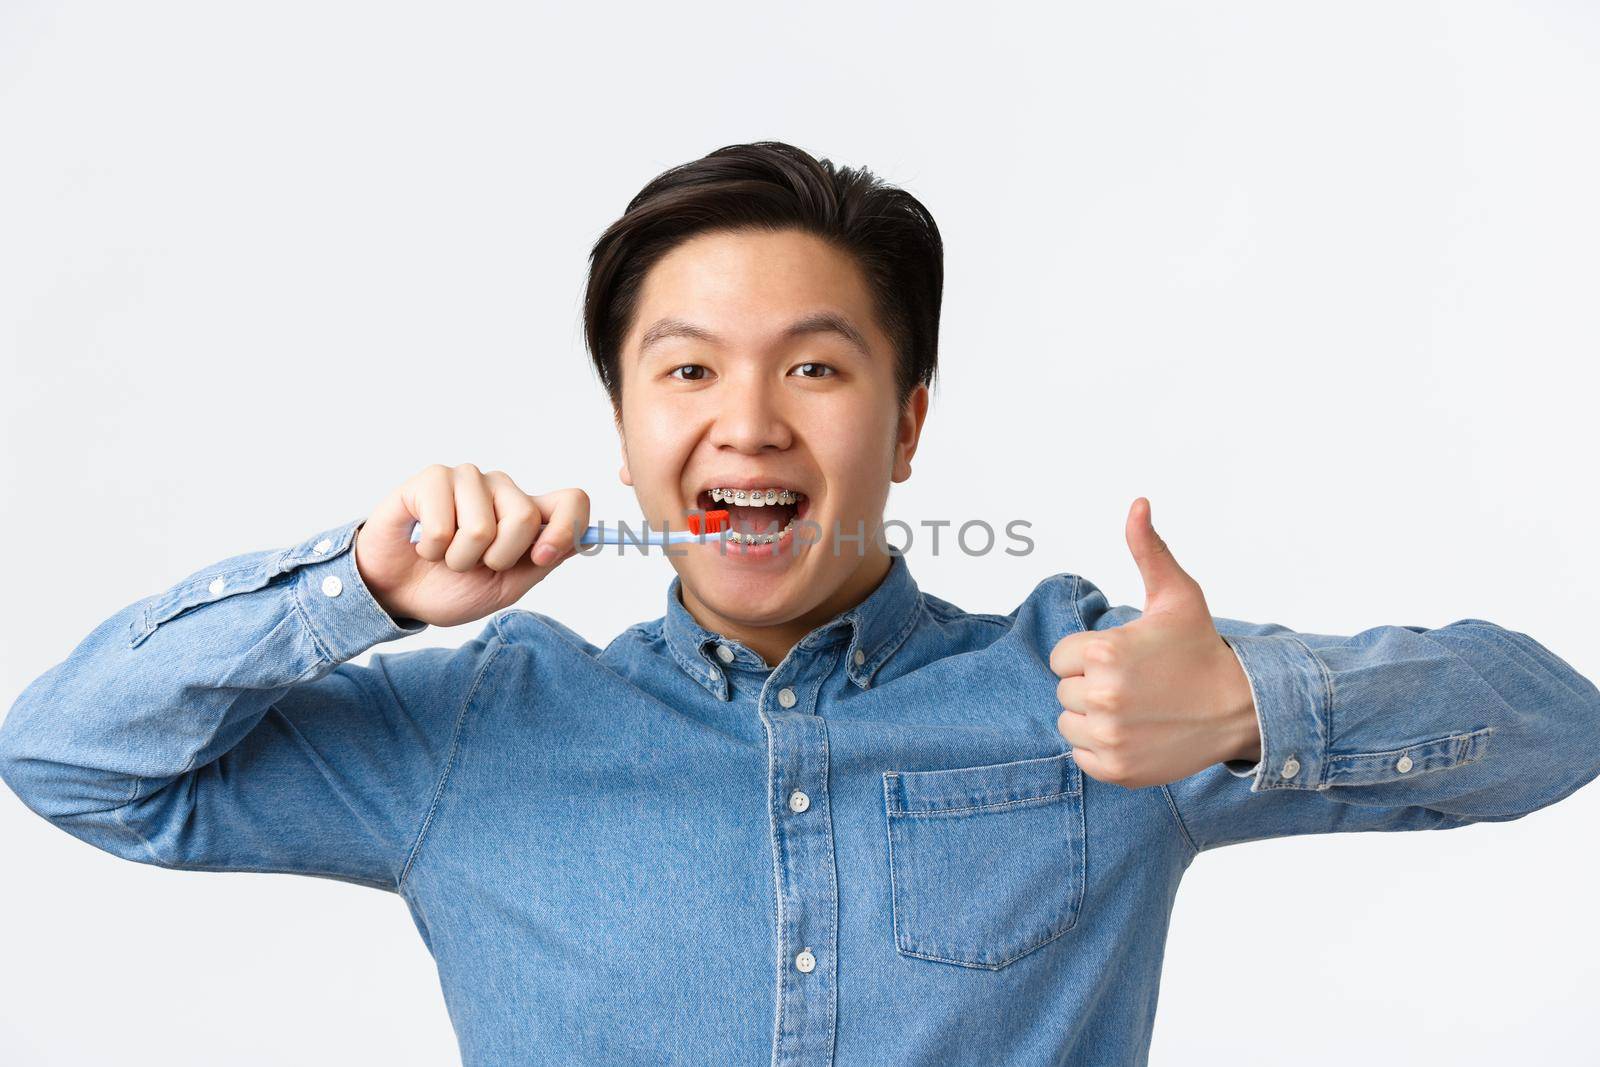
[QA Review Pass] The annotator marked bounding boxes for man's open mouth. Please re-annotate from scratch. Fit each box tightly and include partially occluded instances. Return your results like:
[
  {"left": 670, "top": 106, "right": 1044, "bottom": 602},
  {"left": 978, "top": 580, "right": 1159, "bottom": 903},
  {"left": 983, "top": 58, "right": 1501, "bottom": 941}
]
[{"left": 695, "top": 486, "right": 810, "bottom": 545}]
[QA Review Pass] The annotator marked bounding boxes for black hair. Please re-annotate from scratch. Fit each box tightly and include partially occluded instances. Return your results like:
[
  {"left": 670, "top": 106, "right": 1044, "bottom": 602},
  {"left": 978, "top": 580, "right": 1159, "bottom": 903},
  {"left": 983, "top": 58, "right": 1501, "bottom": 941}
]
[{"left": 584, "top": 140, "right": 943, "bottom": 409}]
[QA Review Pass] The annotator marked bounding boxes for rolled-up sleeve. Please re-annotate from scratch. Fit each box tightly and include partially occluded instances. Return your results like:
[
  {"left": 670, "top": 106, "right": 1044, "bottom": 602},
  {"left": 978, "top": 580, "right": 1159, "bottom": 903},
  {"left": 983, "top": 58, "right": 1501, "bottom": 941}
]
[{"left": 1072, "top": 576, "right": 1600, "bottom": 853}]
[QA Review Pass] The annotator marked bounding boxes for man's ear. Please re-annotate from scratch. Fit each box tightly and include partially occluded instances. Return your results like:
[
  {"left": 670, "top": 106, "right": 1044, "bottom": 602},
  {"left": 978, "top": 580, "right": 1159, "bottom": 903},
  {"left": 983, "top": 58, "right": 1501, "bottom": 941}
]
[
  {"left": 614, "top": 405, "right": 634, "bottom": 487},
  {"left": 890, "top": 384, "right": 930, "bottom": 483}
]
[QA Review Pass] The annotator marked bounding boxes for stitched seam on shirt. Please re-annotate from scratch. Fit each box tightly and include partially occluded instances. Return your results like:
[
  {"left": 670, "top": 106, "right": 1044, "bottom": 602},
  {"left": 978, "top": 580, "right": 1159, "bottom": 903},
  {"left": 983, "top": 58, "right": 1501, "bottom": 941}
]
[
  {"left": 1159, "top": 783, "right": 1200, "bottom": 858},
  {"left": 760, "top": 708, "right": 784, "bottom": 1067},
  {"left": 891, "top": 790, "right": 1078, "bottom": 816},
  {"left": 663, "top": 621, "right": 719, "bottom": 691},
  {"left": 846, "top": 588, "right": 924, "bottom": 691},
  {"left": 1328, "top": 726, "right": 1494, "bottom": 764},
  {"left": 111, "top": 802, "right": 168, "bottom": 866},
  {"left": 289, "top": 570, "right": 336, "bottom": 665},
  {"left": 883, "top": 773, "right": 907, "bottom": 962},
  {"left": 606, "top": 622, "right": 657, "bottom": 658},
  {"left": 146, "top": 560, "right": 278, "bottom": 623},
  {"left": 131, "top": 598, "right": 152, "bottom": 646},
  {"left": 820, "top": 693, "right": 840, "bottom": 1062},
  {"left": 918, "top": 596, "right": 1009, "bottom": 629},
  {"left": 1212, "top": 636, "right": 1270, "bottom": 794},
  {"left": 1290, "top": 634, "right": 1335, "bottom": 789},
  {"left": 640, "top": 597, "right": 726, "bottom": 694},
  {"left": 398, "top": 636, "right": 502, "bottom": 891},
  {"left": 506, "top": 608, "right": 605, "bottom": 656},
  {"left": 866, "top": 590, "right": 923, "bottom": 679}
]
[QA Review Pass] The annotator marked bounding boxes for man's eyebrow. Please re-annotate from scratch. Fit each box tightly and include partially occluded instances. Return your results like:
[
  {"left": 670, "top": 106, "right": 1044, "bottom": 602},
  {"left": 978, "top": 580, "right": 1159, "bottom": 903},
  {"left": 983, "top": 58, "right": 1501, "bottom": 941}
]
[
  {"left": 636, "top": 312, "right": 871, "bottom": 361},
  {"left": 638, "top": 317, "right": 718, "bottom": 354},
  {"left": 783, "top": 311, "right": 871, "bottom": 360}
]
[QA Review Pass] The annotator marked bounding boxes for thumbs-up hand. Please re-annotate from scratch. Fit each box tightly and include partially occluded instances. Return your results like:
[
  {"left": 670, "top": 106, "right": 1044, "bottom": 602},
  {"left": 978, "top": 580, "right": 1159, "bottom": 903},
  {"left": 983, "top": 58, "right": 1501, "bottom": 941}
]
[{"left": 1051, "top": 498, "right": 1262, "bottom": 790}]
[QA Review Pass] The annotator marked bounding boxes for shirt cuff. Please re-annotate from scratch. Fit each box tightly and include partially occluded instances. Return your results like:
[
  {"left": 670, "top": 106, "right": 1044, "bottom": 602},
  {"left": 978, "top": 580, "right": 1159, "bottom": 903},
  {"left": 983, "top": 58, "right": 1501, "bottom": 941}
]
[
  {"left": 289, "top": 518, "right": 429, "bottom": 663},
  {"left": 1219, "top": 633, "right": 1331, "bottom": 792}
]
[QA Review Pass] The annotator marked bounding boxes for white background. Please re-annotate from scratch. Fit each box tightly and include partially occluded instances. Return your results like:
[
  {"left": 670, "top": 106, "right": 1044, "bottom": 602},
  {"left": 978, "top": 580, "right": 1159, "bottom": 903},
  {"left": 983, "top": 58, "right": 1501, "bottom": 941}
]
[{"left": 3, "top": 2, "right": 1597, "bottom": 1063}]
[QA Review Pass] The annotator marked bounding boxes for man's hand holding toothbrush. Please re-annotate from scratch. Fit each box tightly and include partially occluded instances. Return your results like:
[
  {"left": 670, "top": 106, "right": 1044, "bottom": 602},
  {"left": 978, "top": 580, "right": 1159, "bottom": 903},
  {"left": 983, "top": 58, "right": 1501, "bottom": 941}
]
[{"left": 355, "top": 463, "right": 594, "bottom": 629}]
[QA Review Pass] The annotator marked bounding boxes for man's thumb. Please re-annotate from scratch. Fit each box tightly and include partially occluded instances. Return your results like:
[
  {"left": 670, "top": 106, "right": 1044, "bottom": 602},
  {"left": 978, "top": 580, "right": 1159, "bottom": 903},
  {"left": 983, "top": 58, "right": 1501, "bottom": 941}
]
[{"left": 1126, "top": 497, "right": 1199, "bottom": 614}]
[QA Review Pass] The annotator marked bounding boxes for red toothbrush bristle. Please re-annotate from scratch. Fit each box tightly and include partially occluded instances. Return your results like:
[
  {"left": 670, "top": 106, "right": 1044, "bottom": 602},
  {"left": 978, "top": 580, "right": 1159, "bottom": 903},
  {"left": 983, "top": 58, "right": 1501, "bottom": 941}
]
[{"left": 686, "top": 510, "right": 730, "bottom": 535}]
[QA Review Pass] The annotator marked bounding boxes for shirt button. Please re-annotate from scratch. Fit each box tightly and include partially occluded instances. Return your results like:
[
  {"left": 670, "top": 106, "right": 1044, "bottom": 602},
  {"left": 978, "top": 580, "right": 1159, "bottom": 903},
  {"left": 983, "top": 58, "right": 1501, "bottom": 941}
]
[
  {"left": 313, "top": 538, "right": 333, "bottom": 554},
  {"left": 716, "top": 644, "right": 735, "bottom": 663},
  {"left": 853, "top": 649, "right": 866, "bottom": 666},
  {"left": 321, "top": 575, "right": 343, "bottom": 598},
  {"left": 1396, "top": 755, "right": 1414, "bottom": 773},
  {"left": 789, "top": 789, "right": 810, "bottom": 813},
  {"left": 795, "top": 948, "right": 815, "bottom": 973},
  {"left": 207, "top": 577, "right": 226, "bottom": 596},
  {"left": 1280, "top": 757, "right": 1301, "bottom": 780},
  {"left": 777, "top": 687, "right": 797, "bottom": 708}
]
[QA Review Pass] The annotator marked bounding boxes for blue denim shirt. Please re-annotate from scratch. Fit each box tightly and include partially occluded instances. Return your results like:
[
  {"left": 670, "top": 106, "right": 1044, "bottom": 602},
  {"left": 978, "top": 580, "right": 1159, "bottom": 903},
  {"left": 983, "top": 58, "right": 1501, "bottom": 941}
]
[{"left": 4, "top": 516, "right": 1599, "bottom": 1066}]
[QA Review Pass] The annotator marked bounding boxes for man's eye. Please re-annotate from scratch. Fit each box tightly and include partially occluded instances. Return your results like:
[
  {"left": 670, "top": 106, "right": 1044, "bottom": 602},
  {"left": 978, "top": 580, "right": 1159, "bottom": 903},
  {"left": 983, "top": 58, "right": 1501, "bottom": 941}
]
[
  {"left": 792, "top": 362, "right": 836, "bottom": 379},
  {"left": 668, "top": 364, "right": 709, "bottom": 381}
]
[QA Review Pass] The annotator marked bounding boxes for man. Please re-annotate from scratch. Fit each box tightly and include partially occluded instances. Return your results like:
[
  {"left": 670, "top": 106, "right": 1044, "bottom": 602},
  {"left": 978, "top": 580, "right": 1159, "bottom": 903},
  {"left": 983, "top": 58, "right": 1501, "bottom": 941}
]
[{"left": 3, "top": 140, "right": 1597, "bottom": 1066}]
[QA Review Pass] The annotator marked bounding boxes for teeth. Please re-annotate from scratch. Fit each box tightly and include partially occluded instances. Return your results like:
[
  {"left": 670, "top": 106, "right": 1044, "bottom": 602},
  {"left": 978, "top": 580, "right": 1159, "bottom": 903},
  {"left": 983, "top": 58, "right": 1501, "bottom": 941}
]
[
  {"left": 708, "top": 487, "right": 802, "bottom": 506},
  {"left": 727, "top": 513, "right": 799, "bottom": 545}
]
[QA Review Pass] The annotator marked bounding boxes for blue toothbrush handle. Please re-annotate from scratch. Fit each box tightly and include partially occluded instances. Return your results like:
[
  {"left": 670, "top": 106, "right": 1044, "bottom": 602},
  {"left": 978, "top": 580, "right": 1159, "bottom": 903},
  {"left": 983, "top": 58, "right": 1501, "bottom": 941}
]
[{"left": 407, "top": 520, "right": 717, "bottom": 547}]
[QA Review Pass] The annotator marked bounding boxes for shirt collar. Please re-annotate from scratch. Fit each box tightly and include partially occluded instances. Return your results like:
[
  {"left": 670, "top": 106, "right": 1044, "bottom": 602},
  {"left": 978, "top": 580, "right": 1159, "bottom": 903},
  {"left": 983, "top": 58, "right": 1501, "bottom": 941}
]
[{"left": 660, "top": 549, "right": 923, "bottom": 700}]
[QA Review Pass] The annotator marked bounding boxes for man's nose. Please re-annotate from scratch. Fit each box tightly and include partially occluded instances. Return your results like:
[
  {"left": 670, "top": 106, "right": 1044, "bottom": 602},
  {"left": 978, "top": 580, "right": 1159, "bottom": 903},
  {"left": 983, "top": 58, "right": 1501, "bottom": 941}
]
[{"left": 708, "top": 373, "right": 793, "bottom": 453}]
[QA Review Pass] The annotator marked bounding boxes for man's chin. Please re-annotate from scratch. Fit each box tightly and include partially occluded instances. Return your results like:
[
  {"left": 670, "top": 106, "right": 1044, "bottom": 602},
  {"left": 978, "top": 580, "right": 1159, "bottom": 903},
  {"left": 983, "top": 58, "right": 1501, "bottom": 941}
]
[{"left": 682, "top": 556, "right": 816, "bottom": 609}]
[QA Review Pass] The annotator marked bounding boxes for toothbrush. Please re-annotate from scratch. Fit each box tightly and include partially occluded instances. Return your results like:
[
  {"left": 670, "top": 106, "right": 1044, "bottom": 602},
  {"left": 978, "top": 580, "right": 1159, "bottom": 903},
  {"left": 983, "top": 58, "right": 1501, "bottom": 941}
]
[{"left": 407, "top": 510, "right": 731, "bottom": 547}]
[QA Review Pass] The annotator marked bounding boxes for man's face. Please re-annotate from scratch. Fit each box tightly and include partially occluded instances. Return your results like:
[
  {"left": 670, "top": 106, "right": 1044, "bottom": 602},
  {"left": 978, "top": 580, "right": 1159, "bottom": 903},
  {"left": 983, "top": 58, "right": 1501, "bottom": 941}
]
[{"left": 614, "top": 226, "right": 928, "bottom": 642}]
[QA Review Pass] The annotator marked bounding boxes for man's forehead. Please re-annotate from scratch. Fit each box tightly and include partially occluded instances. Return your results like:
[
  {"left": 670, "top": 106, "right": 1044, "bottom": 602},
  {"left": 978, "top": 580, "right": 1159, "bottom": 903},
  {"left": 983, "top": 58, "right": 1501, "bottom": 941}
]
[{"left": 634, "top": 230, "right": 873, "bottom": 320}]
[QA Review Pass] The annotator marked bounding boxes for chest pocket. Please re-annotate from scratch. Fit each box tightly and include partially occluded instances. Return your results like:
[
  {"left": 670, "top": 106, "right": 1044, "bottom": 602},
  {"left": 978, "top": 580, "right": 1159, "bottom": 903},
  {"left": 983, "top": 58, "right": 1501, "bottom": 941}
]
[{"left": 882, "top": 750, "right": 1086, "bottom": 971}]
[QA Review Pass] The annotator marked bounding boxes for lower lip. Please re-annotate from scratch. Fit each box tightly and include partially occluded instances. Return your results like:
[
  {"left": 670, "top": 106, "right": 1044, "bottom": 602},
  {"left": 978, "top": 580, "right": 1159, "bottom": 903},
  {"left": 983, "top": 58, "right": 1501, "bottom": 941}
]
[{"left": 702, "top": 496, "right": 811, "bottom": 561}]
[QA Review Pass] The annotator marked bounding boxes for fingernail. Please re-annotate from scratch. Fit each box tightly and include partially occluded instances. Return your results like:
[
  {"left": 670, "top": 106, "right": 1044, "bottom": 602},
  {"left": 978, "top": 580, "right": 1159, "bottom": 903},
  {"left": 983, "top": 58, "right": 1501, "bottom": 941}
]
[{"left": 533, "top": 544, "right": 556, "bottom": 566}]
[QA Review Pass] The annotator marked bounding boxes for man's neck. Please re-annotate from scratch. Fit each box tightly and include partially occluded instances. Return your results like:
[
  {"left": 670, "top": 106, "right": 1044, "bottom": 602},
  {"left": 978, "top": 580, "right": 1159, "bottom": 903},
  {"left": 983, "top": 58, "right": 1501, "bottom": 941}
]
[{"left": 678, "top": 548, "right": 896, "bottom": 668}]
